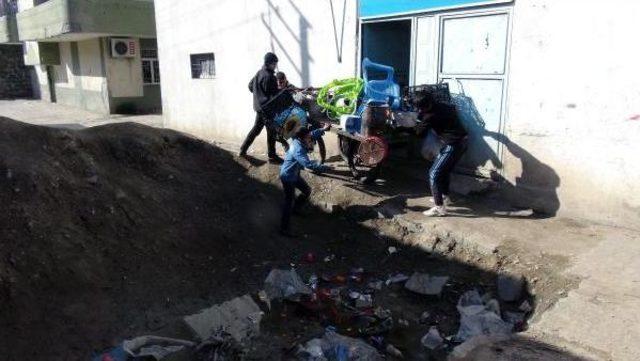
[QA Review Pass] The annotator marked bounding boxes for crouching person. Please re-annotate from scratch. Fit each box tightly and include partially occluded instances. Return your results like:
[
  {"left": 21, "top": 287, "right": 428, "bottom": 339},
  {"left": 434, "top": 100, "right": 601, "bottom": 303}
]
[
  {"left": 279, "top": 123, "right": 331, "bottom": 236},
  {"left": 414, "top": 93, "right": 468, "bottom": 217}
]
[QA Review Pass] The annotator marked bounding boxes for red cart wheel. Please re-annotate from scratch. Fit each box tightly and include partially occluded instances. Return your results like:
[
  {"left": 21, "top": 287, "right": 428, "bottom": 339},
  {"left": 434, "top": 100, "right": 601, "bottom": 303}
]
[{"left": 357, "top": 136, "right": 389, "bottom": 167}]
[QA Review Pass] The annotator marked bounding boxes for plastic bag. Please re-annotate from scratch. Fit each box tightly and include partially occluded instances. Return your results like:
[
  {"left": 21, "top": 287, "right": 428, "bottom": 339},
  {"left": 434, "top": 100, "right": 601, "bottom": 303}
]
[
  {"left": 421, "top": 129, "right": 444, "bottom": 161},
  {"left": 264, "top": 269, "right": 313, "bottom": 301},
  {"left": 297, "top": 330, "right": 384, "bottom": 361}
]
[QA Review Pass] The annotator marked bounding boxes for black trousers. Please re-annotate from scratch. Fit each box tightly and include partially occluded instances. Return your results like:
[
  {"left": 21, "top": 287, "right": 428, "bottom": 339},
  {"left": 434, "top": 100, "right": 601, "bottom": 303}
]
[
  {"left": 280, "top": 178, "right": 311, "bottom": 232},
  {"left": 429, "top": 141, "right": 467, "bottom": 206},
  {"left": 240, "top": 112, "right": 287, "bottom": 158}
]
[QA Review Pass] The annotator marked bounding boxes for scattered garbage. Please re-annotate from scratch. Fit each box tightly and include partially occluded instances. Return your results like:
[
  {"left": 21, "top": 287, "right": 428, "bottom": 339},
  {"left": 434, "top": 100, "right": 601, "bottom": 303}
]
[
  {"left": 385, "top": 344, "right": 404, "bottom": 358},
  {"left": 368, "top": 280, "right": 383, "bottom": 290},
  {"left": 385, "top": 273, "right": 409, "bottom": 285},
  {"left": 355, "top": 294, "right": 373, "bottom": 308},
  {"left": 257, "top": 290, "right": 271, "bottom": 310},
  {"left": 324, "top": 254, "right": 336, "bottom": 263},
  {"left": 404, "top": 273, "right": 449, "bottom": 296},
  {"left": 92, "top": 345, "right": 128, "bottom": 361},
  {"left": 449, "top": 334, "right": 510, "bottom": 359},
  {"left": 304, "top": 252, "right": 317, "bottom": 263},
  {"left": 296, "top": 330, "right": 384, "bottom": 361},
  {"left": 519, "top": 300, "right": 533, "bottom": 313},
  {"left": 497, "top": 273, "right": 525, "bottom": 302},
  {"left": 419, "top": 311, "right": 431, "bottom": 324},
  {"left": 183, "top": 295, "right": 263, "bottom": 343},
  {"left": 421, "top": 327, "right": 444, "bottom": 350},
  {"left": 264, "top": 269, "right": 313, "bottom": 301},
  {"left": 122, "top": 336, "right": 195, "bottom": 360},
  {"left": 387, "top": 246, "right": 398, "bottom": 255},
  {"left": 398, "top": 318, "right": 410, "bottom": 328},
  {"left": 193, "top": 331, "right": 245, "bottom": 361},
  {"left": 503, "top": 311, "right": 526, "bottom": 331},
  {"left": 455, "top": 290, "right": 513, "bottom": 342}
]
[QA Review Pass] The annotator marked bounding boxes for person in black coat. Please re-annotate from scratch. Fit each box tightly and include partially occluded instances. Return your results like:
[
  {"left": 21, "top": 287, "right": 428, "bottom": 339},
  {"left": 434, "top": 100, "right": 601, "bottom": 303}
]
[{"left": 240, "top": 52, "right": 287, "bottom": 163}]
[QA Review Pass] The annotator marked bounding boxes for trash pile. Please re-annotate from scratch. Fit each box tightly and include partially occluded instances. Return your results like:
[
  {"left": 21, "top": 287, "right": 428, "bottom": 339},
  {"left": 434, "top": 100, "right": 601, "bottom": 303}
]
[{"left": 92, "top": 261, "right": 533, "bottom": 361}]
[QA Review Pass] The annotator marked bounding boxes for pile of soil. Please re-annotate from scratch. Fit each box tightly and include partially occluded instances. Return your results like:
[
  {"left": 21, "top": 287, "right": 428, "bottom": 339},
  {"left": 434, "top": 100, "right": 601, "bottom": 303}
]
[{"left": 0, "top": 117, "right": 285, "bottom": 360}]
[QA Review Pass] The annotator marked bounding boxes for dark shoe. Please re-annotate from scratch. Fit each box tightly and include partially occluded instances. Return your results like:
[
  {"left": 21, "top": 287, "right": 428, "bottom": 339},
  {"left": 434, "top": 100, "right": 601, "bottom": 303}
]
[{"left": 268, "top": 156, "right": 284, "bottom": 164}]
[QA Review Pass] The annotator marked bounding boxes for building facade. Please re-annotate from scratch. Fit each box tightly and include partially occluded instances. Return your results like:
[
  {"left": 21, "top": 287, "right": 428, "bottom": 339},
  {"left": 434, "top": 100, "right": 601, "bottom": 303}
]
[
  {"left": 7, "top": 0, "right": 161, "bottom": 114},
  {"left": 156, "top": 0, "right": 639, "bottom": 227}
]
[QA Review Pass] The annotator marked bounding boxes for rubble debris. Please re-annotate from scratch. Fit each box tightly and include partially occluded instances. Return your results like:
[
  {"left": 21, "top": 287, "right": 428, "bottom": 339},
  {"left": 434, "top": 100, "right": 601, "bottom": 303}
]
[
  {"left": 449, "top": 334, "right": 511, "bottom": 359},
  {"left": 183, "top": 295, "right": 263, "bottom": 343},
  {"left": 455, "top": 290, "right": 513, "bottom": 342},
  {"left": 122, "top": 336, "right": 195, "bottom": 360},
  {"left": 368, "top": 280, "right": 383, "bottom": 290},
  {"left": 264, "top": 269, "right": 313, "bottom": 301},
  {"left": 419, "top": 311, "right": 431, "bottom": 324},
  {"left": 497, "top": 273, "right": 525, "bottom": 302},
  {"left": 503, "top": 311, "right": 526, "bottom": 331},
  {"left": 356, "top": 294, "right": 373, "bottom": 308},
  {"left": 296, "top": 330, "right": 384, "bottom": 361},
  {"left": 385, "top": 344, "right": 404, "bottom": 358},
  {"left": 421, "top": 327, "right": 444, "bottom": 350},
  {"left": 324, "top": 254, "right": 336, "bottom": 262},
  {"left": 519, "top": 300, "right": 533, "bottom": 313},
  {"left": 404, "top": 273, "right": 449, "bottom": 296},
  {"left": 385, "top": 273, "right": 409, "bottom": 285},
  {"left": 193, "top": 331, "right": 245, "bottom": 361}
]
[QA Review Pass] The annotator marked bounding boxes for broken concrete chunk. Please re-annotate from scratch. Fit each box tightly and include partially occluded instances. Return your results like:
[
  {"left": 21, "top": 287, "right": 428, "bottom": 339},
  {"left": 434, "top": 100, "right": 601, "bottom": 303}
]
[
  {"left": 122, "top": 336, "right": 195, "bottom": 360},
  {"left": 519, "top": 300, "right": 533, "bottom": 313},
  {"left": 497, "top": 273, "right": 525, "bottom": 302},
  {"left": 404, "top": 272, "right": 449, "bottom": 296},
  {"left": 183, "top": 295, "right": 263, "bottom": 343},
  {"left": 455, "top": 290, "right": 513, "bottom": 342},
  {"left": 385, "top": 273, "right": 409, "bottom": 285},
  {"left": 421, "top": 326, "right": 444, "bottom": 350},
  {"left": 264, "top": 269, "right": 312, "bottom": 301}
]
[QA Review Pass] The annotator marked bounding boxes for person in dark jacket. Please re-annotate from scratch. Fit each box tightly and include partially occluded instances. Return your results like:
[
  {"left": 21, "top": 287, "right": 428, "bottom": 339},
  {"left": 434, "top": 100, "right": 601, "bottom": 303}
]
[
  {"left": 240, "top": 52, "right": 287, "bottom": 163},
  {"left": 279, "top": 124, "right": 331, "bottom": 236},
  {"left": 415, "top": 93, "right": 468, "bottom": 217}
]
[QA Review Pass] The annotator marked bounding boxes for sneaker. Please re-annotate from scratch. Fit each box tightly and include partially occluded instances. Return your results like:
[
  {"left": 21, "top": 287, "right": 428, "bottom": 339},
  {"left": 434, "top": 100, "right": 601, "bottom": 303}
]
[
  {"left": 268, "top": 156, "right": 284, "bottom": 164},
  {"left": 423, "top": 206, "right": 447, "bottom": 217}
]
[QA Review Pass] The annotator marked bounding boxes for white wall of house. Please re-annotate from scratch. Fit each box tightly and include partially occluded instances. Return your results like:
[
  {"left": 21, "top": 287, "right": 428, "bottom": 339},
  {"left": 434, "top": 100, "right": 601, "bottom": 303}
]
[
  {"left": 504, "top": 0, "right": 640, "bottom": 226},
  {"left": 155, "top": 0, "right": 640, "bottom": 227},
  {"left": 155, "top": 0, "right": 358, "bottom": 144}
]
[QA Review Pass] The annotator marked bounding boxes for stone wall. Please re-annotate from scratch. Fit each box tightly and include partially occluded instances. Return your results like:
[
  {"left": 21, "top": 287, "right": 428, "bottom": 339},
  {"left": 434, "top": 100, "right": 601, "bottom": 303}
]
[{"left": 0, "top": 44, "right": 32, "bottom": 99}]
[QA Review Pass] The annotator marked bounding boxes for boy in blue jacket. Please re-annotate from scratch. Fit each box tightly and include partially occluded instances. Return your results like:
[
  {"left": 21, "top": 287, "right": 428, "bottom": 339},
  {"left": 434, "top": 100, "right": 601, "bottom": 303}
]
[{"left": 279, "top": 123, "right": 331, "bottom": 236}]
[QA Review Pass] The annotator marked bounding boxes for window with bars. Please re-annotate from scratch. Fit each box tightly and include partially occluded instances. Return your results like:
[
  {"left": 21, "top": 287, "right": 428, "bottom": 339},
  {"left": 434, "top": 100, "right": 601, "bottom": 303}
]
[
  {"left": 190, "top": 53, "right": 215, "bottom": 79},
  {"left": 141, "top": 48, "right": 160, "bottom": 85}
]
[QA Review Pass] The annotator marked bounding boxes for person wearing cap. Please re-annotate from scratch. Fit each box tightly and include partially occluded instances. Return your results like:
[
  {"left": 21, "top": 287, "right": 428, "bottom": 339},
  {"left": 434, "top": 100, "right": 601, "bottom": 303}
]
[
  {"left": 279, "top": 122, "right": 331, "bottom": 237},
  {"left": 240, "top": 52, "right": 287, "bottom": 163}
]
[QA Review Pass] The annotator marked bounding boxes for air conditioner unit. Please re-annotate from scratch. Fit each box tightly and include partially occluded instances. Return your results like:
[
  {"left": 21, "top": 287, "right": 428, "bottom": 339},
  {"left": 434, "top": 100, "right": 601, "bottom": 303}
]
[{"left": 110, "top": 38, "right": 137, "bottom": 58}]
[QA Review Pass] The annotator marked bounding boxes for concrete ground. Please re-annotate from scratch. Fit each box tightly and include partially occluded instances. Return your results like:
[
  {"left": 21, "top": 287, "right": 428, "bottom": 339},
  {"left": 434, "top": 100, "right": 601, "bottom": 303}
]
[{"left": 0, "top": 99, "right": 163, "bottom": 129}]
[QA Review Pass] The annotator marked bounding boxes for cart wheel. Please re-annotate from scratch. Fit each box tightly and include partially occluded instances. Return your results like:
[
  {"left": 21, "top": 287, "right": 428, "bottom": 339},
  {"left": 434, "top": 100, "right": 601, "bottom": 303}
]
[{"left": 357, "top": 136, "right": 389, "bottom": 167}]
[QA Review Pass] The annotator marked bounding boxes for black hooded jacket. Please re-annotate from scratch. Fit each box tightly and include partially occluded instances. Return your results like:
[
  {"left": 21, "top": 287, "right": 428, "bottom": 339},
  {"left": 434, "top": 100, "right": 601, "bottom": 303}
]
[{"left": 248, "top": 65, "right": 279, "bottom": 113}]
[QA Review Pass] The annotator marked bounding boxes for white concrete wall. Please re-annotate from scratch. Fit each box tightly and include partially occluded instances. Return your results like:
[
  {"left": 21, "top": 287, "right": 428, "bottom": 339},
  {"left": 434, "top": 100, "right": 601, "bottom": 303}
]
[
  {"left": 104, "top": 37, "right": 144, "bottom": 98},
  {"left": 155, "top": 0, "right": 358, "bottom": 144},
  {"left": 505, "top": 0, "right": 640, "bottom": 225}
]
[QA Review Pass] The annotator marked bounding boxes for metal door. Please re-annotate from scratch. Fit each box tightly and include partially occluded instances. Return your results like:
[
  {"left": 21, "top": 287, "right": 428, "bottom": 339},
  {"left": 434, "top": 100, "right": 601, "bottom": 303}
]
[{"left": 438, "top": 12, "right": 510, "bottom": 176}]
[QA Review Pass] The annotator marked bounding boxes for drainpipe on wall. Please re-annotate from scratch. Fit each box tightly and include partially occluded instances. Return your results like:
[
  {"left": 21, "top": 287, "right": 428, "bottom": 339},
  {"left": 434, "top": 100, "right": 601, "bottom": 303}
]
[{"left": 354, "top": 0, "right": 360, "bottom": 77}]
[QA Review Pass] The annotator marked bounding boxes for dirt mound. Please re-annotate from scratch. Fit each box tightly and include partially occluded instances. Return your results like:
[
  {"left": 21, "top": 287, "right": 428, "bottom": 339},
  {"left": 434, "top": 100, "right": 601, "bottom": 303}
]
[{"left": 0, "top": 117, "right": 282, "bottom": 360}]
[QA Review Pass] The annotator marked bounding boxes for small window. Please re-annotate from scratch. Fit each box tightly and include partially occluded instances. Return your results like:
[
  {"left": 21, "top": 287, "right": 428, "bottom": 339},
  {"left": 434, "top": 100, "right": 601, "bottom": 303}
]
[{"left": 191, "top": 53, "right": 215, "bottom": 79}]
